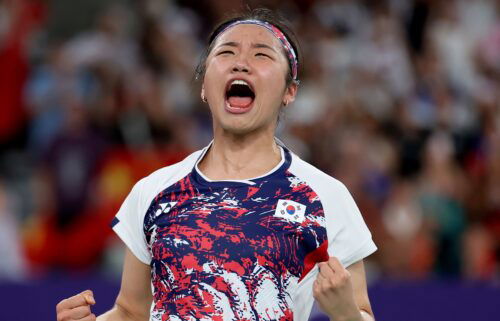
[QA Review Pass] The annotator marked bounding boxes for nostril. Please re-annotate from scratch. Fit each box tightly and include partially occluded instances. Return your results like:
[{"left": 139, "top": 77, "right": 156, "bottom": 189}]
[{"left": 233, "top": 63, "right": 249, "bottom": 73}]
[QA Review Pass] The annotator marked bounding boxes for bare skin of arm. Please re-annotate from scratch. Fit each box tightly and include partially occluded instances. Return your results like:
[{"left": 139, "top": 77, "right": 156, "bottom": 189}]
[
  {"left": 56, "top": 248, "right": 152, "bottom": 321},
  {"left": 314, "top": 258, "right": 375, "bottom": 321},
  {"left": 348, "top": 259, "right": 375, "bottom": 321},
  {"left": 98, "top": 248, "right": 152, "bottom": 321}
]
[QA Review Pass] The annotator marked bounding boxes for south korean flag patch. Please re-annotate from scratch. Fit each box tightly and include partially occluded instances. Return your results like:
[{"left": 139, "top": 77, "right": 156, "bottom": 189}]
[{"left": 274, "top": 199, "right": 307, "bottom": 223}]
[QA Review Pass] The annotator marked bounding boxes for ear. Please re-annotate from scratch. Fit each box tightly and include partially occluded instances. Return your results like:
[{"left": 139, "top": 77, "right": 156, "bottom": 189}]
[
  {"left": 282, "top": 82, "right": 298, "bottom": 106},
  {"left": 201, "top": 85, "right": 206, "bottom": 102}
]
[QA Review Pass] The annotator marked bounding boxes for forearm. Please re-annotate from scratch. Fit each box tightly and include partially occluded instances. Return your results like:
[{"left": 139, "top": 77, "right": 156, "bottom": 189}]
[
  {"left": 96, "top": 249, "right": 152, "bottom": 321},
  {"left": 96, "top": 304, "right": 148, "bottom": 321},
  {"left": 329, "top": 309, "right": 375, "bottom": 321},
  {"left": 96, "top": 308, "right": 132, "bottom": 321}
]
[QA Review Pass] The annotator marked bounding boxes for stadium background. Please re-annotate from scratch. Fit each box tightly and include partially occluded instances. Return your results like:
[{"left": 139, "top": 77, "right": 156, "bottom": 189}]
[{"left": 0, "top": 0, "right": 499, "bottom": 320}]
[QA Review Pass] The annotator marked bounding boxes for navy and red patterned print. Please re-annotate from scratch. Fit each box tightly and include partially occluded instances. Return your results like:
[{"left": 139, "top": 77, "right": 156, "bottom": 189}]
[{"left": 144, "top": 149, "right": 328, "bottom": 321}]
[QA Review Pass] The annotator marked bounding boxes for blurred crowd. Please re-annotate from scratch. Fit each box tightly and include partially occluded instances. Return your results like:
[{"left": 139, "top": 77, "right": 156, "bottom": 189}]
[{"left": 0, "top": 0, "right": 499, "bottom": 282}]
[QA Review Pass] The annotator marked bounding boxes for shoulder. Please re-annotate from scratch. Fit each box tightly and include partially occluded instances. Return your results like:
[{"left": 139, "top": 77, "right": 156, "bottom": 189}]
[
  {"left": 288, "top": 152, "right": 350, "bottom": 198},
  {"left": 132, "top": 149, "right": 203, "bottom": 199}
]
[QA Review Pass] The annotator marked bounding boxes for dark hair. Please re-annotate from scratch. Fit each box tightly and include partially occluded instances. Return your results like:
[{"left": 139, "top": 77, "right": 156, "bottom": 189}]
[{"left": 194, "top": 8, "right": 302, "bottom": 86}]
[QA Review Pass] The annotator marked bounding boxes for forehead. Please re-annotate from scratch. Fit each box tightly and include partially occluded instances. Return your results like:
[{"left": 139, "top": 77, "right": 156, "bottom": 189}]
[{"left": 214, "top": 23, "right": 282, "bottom": 49}]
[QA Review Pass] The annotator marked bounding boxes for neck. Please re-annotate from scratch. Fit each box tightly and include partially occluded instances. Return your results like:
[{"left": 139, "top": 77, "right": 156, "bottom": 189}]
[{"left": 198, "top": 129, "right": 282, "bottom": 181}]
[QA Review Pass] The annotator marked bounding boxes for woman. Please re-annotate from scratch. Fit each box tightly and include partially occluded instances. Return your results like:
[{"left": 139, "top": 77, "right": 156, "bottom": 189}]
[{"left": 56, "top": 8, "right": 376, "bottom": 321}]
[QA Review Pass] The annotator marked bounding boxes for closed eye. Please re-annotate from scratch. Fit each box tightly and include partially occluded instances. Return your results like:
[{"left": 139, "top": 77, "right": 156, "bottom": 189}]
[
  {"left": 218, "top": 50, "right": 234, "bottom": 55},
  {"left": 255, "top": 52, "right": 271, "bottom": 58}
]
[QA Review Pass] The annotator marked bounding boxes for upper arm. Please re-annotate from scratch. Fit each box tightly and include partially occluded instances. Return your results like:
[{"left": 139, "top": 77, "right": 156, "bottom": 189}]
[
  {"left": 114, "top": 248, "right": 152, "bottom": 320},
  {"left": 347, "top": 260, "right": 374, "bottom": 318}
]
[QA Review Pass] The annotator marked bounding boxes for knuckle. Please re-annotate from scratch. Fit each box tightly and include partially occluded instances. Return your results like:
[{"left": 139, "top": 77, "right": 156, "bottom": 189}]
[
  {"left": 75, "top": 305, "right": 92, "bottom": 319},
  {"left": 340, "top": 272, "right": 350, "bottom": 282},
  {"left": 56, "top": 299, "right": 69, "bottom": 312},
  {"left": 57, "top": 310, "right": 70, "bottom": 321},
  {"left": 82, "top": 289, "right": 94, "bottom": 298},
  {"left": 328, "top": 279, "right": 339, "bottom": 289},
  {"left": 321, "top": 282, "right": 332, "bottom": 292}
]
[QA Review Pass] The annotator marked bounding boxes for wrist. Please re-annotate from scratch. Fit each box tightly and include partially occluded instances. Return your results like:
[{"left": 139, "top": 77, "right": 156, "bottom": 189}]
[{"left": 329, "top": 310, "right": 363, "bottom": 321}]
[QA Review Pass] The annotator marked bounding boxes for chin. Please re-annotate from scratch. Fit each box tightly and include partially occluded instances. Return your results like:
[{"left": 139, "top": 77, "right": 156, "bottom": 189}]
[
  {"left": 218, "top": 118, "right": 277, "bottom": 137},
  {"left": 220, "top": 122, "right": 256, "bottom": 136}
]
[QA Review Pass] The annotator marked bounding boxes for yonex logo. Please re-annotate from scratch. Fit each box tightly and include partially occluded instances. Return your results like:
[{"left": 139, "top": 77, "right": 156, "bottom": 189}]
[{"left": 155, "top": 201, "right": 177, "bottom": 217}]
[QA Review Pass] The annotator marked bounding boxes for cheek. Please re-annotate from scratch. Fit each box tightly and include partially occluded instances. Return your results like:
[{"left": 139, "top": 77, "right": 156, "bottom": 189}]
[
  {"left": 258, "top": 69, "right": 287, "bottom": 99},
  {"left": 203, "top": 62, "right": 225, "bottom": 97},
  {"left": 205, "top": 54, "right": 230, "bottom": 77},
  {"left": 259, "top": 58, "right": 288, "bottom": 86}
]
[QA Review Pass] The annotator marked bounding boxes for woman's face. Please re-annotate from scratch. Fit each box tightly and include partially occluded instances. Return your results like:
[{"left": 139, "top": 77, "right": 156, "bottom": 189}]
[{"left": 202, "top": 24, "right": 297, "bottom": 135}]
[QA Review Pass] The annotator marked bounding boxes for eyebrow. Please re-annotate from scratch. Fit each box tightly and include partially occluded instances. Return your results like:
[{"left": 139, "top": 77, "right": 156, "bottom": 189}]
[{"left": 218, "top": 41, "right": 277, "bottom": 53}]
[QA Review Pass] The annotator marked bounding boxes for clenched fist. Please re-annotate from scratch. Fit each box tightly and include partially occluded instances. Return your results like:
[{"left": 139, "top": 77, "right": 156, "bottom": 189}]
[
  {"left": 313, "top": 257, "right": 362, "bottom": 321},
  {"left": 56, "top": 290, "right": 96, "bottom": 321}
]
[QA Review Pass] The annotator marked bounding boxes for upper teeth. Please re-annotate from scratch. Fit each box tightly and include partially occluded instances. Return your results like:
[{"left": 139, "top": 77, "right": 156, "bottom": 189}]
[{"left": 231, "top": 79, "right": 249, "bottom": 86}]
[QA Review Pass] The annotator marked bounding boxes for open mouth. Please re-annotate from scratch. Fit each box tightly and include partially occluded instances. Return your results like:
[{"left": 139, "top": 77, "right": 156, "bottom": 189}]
[{"left": 225, "top": 79, "right": 255, "bottom": 112}]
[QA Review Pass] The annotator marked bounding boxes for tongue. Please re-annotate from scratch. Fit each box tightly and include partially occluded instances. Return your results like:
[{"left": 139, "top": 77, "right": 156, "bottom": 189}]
[{"left": 228, "top": 96, "right": 253, "bottom": 108}]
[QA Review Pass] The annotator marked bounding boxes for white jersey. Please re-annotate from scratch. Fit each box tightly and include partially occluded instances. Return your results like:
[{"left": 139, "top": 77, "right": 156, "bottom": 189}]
[{"left": 112, "top": 142, "right": 377, "bottom": 321}]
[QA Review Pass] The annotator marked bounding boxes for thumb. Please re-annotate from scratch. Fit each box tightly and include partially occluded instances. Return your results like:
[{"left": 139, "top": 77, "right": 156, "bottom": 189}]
[{"left": 81, "top": 290, "right": 96, "bottom": 305}]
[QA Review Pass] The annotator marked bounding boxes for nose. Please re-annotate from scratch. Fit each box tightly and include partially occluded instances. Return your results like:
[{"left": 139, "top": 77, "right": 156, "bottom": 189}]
[
  {"left": 232, "top": 55, "right": 250, "bottom": 74},
  {"left": 232, "top": 64, "right": 249, "bottom": 73}
]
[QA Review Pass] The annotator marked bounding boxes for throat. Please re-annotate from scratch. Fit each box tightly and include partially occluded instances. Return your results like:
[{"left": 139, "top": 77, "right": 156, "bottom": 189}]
[{"left": 198, "top": 140, "right": 282, "bottom": 181}]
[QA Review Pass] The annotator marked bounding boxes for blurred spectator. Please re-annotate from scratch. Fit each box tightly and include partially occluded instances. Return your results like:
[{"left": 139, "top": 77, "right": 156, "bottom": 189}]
[
  {"left": 0, "top": 181, "right": 26, "bottom": 279},
  {"left": 24, "top": 41, "right": 93, "bottom": 156},
  {"left": 0, "top": 0, "right": 45, "bottom": 148},
  {"left": 418, "top": 131, "right": 467, "bottom": 276},
  {"left": 429, "top": 0, "right": 478, "bottom": 95},
  {"left": 380, "top": 180, "right": 434, "bottom": 278}
]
